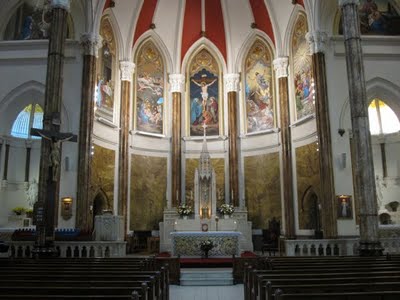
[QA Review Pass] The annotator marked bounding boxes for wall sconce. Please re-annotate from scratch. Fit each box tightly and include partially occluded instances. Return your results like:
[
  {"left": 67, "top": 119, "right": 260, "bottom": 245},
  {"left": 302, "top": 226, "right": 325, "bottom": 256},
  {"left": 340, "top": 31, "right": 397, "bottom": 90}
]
[{"left": 61, "top": 197, "right": 73, "bottom": 220}]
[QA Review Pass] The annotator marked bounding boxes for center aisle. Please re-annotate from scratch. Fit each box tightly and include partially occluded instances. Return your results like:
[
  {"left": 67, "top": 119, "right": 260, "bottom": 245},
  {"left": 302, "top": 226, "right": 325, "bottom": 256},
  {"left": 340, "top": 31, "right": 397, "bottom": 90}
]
[{"left": 170, "top": 284, "right": 244, "bottom": 300}]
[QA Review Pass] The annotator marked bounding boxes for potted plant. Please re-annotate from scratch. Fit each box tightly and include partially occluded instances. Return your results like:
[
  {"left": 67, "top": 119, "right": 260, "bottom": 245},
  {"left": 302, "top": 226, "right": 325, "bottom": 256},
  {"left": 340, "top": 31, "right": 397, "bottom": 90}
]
[
  {"left": 200, "top": 239, "right": 214, "bottom": 258},
  {"left": 26, "top": 209, "right": 34, "bottom": 218},
  {"left": 177, "top": 204, "right": 193, "bottom": 219},
  {"left": 218, "top": 204, "right": 235, "bottom": 218},
  {"left": 12, "top": 207, "right": 26, "bottom": 216}
]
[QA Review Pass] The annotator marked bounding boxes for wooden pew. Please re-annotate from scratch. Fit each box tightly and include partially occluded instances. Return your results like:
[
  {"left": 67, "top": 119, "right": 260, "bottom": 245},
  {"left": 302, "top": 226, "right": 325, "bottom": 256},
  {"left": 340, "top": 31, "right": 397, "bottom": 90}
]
[{"left": 274, "top": 289, "right": 400, "bottom": 300}]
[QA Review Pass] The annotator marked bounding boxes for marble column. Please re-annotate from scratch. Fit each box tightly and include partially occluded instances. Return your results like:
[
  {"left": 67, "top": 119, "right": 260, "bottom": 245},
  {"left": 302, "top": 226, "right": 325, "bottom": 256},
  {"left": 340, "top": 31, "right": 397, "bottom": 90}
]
[
  {"left": 273, "top": 57, "right": 296, "bottom": 239},
  {"left": 306, "top": 30, "right": 337, "bottom": 239},
  {"left": 169, "top": 74, "right": 185, "bottom": 208},
  {"left": 224, "top": 74, "right": 240, "bottom": 207},
  {"left": 25, "top": 141, "right": 32, "bottom": 183},
  {"left": 2, "top": 143, "right": 9, "bottom": 181},
  {"left": 76, "top": 33, "right": 102, "bottom": 232},
  {"left": 118, "top": 61, "right": 135, "bottom": 234},
  {"left": 339, "top": 0, "right": 382, "bottom": 255},
  {"left": 36, "top": 0, "right": 70, "bottom": 254}
]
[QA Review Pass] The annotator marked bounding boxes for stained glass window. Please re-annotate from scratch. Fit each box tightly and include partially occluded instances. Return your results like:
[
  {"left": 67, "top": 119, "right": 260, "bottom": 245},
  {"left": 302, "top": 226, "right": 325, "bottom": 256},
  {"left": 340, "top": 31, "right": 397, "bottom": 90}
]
[
  {"left": 368, "top": 99, "right": 400, "bottom": 135},
  {"left": 11, "top": 104, "right": 43, "bottom": 139}
]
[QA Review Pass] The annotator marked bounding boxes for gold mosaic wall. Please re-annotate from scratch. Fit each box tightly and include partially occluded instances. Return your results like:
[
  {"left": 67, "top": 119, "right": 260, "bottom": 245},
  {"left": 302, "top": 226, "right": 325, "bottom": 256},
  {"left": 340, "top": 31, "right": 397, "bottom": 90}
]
[
  {"left": 244, "top": 153, "right": 281, "bottom": 229},
  {"left": 91, "top": 145, "right": 115, "bottom": 209},
  {"left": 130, "top": 155, "right": 167, "bottom": 231},
  {"left": 185, "top": 158, "right": 225, "bottom": 209},
  {"left": 295, "top": 142, "right": 321, "bottom": 229}
]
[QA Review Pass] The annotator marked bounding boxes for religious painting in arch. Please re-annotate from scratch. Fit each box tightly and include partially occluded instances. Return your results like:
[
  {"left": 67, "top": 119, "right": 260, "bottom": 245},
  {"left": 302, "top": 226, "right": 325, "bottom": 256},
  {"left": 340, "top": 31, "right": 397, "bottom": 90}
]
[
  {"left": 244, "top": 39, "right": 275, "bottom": 133},
  {"left": 2, "top": 0, "right": 74, "bottom": 41},
  {"left": 134, "top": 40, "right": 165, "bottom": 135},
  {"left": 95, "top": 17, "right": 116, "bottom": 122},
  {"left": 188, "top": 49, "right": 221, "bottom": 136},
  {"left": 337, "top": 0, "right": 400, "bottom": 35},
  {"left": 291, "top": 13, "right": 315, "bottom": 121}
]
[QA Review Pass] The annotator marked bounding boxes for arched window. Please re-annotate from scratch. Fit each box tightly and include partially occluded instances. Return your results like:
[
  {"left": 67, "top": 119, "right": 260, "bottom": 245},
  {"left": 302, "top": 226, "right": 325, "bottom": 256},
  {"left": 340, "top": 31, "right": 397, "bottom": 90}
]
[
  {"left": 10, "top": 104, "right": 43, "bottom": 139},
  {"left": 3, "top": 0, "right": 74, "bottom": 41},
  {"left": 244, "top": 39, "right": 275, "bottom": 133},
  {"left": 290, "top": 13, "right": 315, "bottom": 121},
  {"left": 135, "top": 40, "right": 165, "bottom": 135},
  {"left": 368, "top": 99, "right": 400, "bottom": 135}
]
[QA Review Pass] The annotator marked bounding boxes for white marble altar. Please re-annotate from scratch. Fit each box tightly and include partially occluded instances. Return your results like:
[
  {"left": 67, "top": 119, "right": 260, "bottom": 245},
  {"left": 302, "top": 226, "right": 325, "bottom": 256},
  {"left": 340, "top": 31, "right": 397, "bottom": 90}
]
[
  {"left": 171, "top": 231, "right": 241, "bottom": 257},
  {"left": 94, "top": 213, "right": 124, "bottom": 241}
]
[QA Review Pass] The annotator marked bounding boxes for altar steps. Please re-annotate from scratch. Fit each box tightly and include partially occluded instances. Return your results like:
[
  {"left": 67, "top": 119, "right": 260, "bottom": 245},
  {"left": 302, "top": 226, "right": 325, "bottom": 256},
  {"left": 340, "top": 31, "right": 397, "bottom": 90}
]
[{"left": 180, "top": 268, "right": 234, "bottom": 286}]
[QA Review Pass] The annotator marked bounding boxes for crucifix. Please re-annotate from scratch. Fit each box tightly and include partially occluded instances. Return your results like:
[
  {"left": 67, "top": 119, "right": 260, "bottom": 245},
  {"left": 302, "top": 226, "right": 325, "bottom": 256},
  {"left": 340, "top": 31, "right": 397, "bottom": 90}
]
[{"left": 30, "top": 126, "right": 77, "bottom": 255}]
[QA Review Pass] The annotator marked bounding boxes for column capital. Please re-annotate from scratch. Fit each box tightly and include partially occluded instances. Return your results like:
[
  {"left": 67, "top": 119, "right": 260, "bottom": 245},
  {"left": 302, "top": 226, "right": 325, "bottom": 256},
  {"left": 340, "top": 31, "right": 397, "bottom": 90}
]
[
  {"left": 273, "top": 57, "right": 289, "bottom": 78},
  {"left": 80, "top": 33, "right": 102, "bottom": 57},
  {"left": 338, "top": 0, "right": 360, "bottom": 7},
  {"left": 306, "top": 31, "right": 328, "bottom": 54},
  {"left": 169, "top": 74, "right": 185, "bottom": 93},
  {"left": 224, "top": 73, "right": 240, "bottom": 92},
  {"left": 119, "top": 61, "right": 135, "bottom": 82},
  {"left": 51, "top": 0, "right": 70, "bottom": 11}
]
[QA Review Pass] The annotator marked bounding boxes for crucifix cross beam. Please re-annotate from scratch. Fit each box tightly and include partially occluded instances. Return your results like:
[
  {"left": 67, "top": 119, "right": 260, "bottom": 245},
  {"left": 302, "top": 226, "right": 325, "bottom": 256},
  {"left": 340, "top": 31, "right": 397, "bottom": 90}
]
[{"left": 31, "top": 128, "right": 77, "bottom": 182}]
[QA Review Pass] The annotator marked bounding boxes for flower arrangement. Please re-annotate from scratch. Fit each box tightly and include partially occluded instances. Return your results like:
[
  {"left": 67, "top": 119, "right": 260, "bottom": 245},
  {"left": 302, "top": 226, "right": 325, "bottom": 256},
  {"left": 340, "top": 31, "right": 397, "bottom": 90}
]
[
  {"left": 200, "top": 239, "right": 214, "bottom": 252},
  {"left": 177, "top": 204, "right": 193, "bottom": 216},
  {"left": 218, "top": 204, "right": 235, "bottom": 215},
  {"left": 12, "top": 207, "right": 26, "bottom": 216}
]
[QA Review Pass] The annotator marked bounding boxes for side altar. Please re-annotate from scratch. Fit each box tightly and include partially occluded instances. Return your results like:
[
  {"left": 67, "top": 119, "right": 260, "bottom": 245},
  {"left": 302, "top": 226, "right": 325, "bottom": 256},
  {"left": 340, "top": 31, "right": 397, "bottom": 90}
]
[{"left": 159, "top": 124, "right": 253, "bottom": 254}]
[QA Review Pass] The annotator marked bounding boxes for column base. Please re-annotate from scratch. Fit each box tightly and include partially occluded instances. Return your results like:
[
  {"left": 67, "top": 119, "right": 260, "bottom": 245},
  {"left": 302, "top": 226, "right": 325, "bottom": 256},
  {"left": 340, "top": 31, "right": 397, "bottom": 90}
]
[
  {"left": 358, "top": 241, "right": 384, "bottom": 256},
  {"left": 32, "top": 244, "right": 60, "bottom": 258}
]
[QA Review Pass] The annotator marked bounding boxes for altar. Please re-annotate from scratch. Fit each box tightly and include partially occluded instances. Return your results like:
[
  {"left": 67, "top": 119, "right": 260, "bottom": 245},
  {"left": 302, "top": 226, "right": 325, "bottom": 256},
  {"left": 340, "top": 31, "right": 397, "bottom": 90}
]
[{"left": 170, "top": 231, "right": 241, "bottom": 257}]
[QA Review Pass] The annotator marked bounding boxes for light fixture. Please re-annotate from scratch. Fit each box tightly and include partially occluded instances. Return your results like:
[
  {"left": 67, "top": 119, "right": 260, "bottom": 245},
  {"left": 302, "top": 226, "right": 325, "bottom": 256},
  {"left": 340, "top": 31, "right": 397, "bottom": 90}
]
[{"left": 61, "top": 197, "right": 73, "bottom": 220}]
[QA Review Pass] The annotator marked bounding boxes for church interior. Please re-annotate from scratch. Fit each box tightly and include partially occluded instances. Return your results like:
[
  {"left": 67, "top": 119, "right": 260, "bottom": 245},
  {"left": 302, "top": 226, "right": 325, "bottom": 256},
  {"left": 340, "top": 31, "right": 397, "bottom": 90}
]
[{"left": 0, "top": 0, "right": 400, "bottom": 299}]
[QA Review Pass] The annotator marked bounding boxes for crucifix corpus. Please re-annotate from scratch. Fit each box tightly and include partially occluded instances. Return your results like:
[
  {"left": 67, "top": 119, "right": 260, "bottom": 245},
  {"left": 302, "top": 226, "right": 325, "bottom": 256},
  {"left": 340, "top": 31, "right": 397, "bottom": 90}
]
[{"left": 31, "top": 128, "right": 77, "bottom": 181}]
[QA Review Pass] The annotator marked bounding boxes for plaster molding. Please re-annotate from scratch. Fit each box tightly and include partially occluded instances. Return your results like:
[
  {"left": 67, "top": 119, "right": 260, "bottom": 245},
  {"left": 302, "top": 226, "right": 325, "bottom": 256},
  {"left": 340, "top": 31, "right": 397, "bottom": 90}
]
[
  {"left": 273, "top": 57, "right": 289, "bottom": 78},
  {"left": 51, "top": 0, "right": 70, "bottom": 11},
  {"left": 119, "top": 61, "right": 135, "bottom": 82},
  {"left": 306, "top": 31, "right": 328, "bottom": 54},
  {"left": 169, "top": 74, "right": 185, "bottom": 93},
  {"left": 224, "top": 73, "right": 240, "bottom": 93},
  {"left": 80, "top": 33, "right": 102, "bottom": 57}
]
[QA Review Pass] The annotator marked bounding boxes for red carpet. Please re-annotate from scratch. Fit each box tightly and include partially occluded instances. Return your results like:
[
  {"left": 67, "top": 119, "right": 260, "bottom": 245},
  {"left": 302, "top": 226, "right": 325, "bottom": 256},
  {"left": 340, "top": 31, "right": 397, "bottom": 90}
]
[{"left": 180, "top": 257, "right": 233, "bottom": 268}]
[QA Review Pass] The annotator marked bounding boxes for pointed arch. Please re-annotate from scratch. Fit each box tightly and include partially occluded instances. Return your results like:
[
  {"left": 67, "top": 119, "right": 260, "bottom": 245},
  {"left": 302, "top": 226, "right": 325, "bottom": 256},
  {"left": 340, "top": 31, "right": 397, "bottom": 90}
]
[
  {"left": 242, "top": 36, "right": 275, "bottom": 134},
  {"left": 339, "top": 77, "right": 400, "bottom": 131},
  {"left": 133, "top": 37, "right": 167, "bottom": 136},
  {"left": 0, "top": 80, "right": 70, "bottom": 134},
  {"left": 289, "top": 12, "right": 315, "bottom": 121},
  {"left": 283, "top": 4, "right": 306, "bottom": 57},
  {"left": 184, "top": 42, "right": 225, "bottom": 137}
]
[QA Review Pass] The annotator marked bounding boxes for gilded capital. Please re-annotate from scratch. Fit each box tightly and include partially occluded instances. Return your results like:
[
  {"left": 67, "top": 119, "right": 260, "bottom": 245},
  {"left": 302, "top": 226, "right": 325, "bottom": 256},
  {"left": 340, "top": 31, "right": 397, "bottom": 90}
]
[
  {"left": 224, "top": 73, "right": 240, "bottom": 92},
  {"left": 80, "top": 33, "right": 102, "bottom": 57},
  {"left": 51, "top": 0, "right": 70, "bottom": 11},
  {"left": 339, "top": 0, "right": 360, "bottom": 7},
  {"left": 306, "top": 31, "right": 328, "bottom": 54},
  {"left": 119, "top": 61, "right": 135, "bottom": 82},
  {"left": 273, "top": 57, "right": 289, "bottom": 78},
  {"left": 169, "top": 74, "right": 185, "bottom": 93}
]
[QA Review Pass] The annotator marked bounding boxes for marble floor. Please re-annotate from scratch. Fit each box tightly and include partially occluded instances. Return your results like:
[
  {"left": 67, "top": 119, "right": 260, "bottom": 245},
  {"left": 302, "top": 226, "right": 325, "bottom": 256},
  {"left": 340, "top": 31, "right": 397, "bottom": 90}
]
[{"left": 170, "top": 284, "right": 244, "bottom": 300}]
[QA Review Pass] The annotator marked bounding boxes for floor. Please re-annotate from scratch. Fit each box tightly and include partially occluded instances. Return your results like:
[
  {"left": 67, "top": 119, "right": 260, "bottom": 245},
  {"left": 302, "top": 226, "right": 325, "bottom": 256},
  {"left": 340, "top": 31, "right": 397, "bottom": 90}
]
[{"left": 170, "top": 284, "right": 244, "bottom": 300}]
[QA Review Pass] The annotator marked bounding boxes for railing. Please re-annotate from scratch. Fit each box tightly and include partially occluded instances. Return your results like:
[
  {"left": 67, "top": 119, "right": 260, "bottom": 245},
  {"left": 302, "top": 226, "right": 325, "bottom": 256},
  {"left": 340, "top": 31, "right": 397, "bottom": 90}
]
[
  {"left": 285, "top": 237, "right": 400, "bottom": 256},
  {"left": 7, "top": 241, "right": 126, "bottom": 258}
]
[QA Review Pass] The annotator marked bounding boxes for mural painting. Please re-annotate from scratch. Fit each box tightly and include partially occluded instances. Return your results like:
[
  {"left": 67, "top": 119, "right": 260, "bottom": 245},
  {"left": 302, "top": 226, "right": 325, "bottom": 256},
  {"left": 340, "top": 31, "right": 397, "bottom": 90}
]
[
  {"left": 245, "top": 40, "right": 274, "bottom": 133},
  {"left": 244, "top": 153, "right": 281, "bottom": 229},
  {"left": 292, "top": 14, "right": 315, "bottom": 120},
  {"left": 339, "top": 0, "right": 400, "bottom": 35},
  {"left": 95, "top": 18, "right": 116, "bottom": 122},
  {"left": 130, "top": 155, "right": 167, "bottom": 231},
  {"left": 135, "top": 41, "right": 164, "bottom": 135},
  {"left": 296, "top": 143, "right": 321, "bottom": 230},
  {"left": 189, "top": 49, "right": 220, "bottom": 136},
  {"left": 91, "top": 145, "right": 115, "bottom": 209}
]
